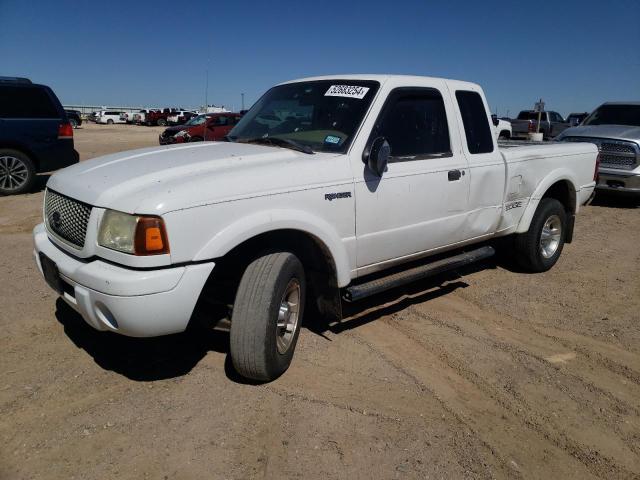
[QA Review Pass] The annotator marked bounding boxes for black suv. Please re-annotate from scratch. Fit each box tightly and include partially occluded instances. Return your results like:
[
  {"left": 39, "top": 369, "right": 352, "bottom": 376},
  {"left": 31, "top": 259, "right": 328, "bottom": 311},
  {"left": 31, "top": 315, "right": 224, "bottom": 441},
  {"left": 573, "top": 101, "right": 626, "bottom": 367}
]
[{"left": 0, "top": 77, "right": 79, "bottom": 195}]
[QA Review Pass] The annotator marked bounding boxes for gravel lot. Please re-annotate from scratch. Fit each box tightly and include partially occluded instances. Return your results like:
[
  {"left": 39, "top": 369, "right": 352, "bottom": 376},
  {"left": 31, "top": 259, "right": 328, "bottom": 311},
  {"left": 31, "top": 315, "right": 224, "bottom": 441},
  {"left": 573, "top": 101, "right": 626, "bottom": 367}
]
[{"left": 1, "top": 123, "right": 639, "bottom": 479}]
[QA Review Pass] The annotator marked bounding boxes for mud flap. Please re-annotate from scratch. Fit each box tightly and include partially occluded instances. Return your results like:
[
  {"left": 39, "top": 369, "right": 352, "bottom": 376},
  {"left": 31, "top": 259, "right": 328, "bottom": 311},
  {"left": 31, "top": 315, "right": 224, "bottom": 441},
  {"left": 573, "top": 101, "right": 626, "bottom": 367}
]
[{"left": 565, "top": 214, "right": 575, "bottom": 244}]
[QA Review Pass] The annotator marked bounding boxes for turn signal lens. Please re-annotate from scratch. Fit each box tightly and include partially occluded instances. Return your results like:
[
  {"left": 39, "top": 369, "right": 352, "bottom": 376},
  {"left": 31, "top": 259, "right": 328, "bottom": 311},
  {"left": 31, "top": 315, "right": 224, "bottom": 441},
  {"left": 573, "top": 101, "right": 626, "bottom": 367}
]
[{"left": 134, "top": 217, "right": 169, "bottom": 255}]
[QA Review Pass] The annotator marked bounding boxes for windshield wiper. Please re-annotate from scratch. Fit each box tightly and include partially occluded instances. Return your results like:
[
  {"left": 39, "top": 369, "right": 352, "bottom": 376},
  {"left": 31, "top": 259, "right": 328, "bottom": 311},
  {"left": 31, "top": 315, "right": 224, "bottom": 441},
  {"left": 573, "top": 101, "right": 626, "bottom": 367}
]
[{"left": 237, "top": 136, "right": 314, "bottom": 154}]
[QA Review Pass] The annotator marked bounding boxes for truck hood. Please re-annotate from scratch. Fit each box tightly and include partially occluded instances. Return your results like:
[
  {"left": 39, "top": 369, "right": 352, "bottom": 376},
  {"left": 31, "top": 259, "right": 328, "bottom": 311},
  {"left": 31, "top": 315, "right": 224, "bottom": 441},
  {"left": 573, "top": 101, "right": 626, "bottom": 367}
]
[
  {"left": 47, "top": 142, "right": 346, "bottom": 214},
  {"left": 558, "top": 124, "right": 640, "bottom": 143}
]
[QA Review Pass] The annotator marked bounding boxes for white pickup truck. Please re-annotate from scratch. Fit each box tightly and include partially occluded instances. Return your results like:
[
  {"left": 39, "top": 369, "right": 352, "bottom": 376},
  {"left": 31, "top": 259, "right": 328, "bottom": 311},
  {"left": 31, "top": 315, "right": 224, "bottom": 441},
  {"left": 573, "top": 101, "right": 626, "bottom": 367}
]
[{"left": 33, "top": 75, "right": 598, "bottom": 381}]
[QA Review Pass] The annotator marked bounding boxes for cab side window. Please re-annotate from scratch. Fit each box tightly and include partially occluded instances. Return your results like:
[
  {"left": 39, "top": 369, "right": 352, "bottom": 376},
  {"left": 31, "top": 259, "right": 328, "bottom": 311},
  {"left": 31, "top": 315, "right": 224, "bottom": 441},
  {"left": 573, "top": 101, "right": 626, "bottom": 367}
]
[
  {"left": 455, "top": 90, "right": 494, "bottom": 154},
  {"left": 373, "top": 88, "right": 451, "bottom": 161}
]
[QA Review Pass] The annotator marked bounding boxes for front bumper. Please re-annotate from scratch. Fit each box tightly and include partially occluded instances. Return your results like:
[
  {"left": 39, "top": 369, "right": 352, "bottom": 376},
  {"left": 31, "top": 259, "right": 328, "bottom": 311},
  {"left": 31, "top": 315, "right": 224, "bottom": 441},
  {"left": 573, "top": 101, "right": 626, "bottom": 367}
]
[
  {"left": 597, "top": 169, "right": 640, "bottom": 194},
  {"left": 158, "top": 135, "right": 185, "bottom": 145},
  {"left": 33, "top": 223, "right": 214, "bottom": 337}
]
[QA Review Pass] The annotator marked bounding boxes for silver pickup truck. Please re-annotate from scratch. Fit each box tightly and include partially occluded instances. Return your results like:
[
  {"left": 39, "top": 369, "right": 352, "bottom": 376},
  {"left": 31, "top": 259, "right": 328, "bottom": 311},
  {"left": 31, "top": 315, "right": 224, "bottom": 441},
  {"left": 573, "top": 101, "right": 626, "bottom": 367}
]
[
  {"left": 511, "top": 110, "right": 570, "bottom": 139},
  {"left": 557, "top": 102, "right": 640, "bottom": 195}
]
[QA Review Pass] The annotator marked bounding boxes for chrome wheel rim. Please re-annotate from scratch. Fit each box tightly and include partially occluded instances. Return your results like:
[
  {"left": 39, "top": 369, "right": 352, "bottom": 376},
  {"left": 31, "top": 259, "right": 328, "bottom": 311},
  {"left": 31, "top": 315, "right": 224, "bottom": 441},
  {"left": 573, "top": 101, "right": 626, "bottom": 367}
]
[
  {"left": 276, "top": 279, "right": 301, "bottom": 354},
  {"left": 0, "top": 155, "right": 29, "bottom": 191},
  {"left": 540, "top": 214, "right": 562, "bottom": 259}
]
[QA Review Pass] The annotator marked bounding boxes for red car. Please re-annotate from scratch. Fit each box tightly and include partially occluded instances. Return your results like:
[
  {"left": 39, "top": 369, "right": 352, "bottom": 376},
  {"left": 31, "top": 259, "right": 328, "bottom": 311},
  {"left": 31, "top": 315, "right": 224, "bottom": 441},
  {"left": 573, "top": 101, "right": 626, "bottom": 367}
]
[{"left": 159, "top": 113, "right": 241, "bottom": 145}]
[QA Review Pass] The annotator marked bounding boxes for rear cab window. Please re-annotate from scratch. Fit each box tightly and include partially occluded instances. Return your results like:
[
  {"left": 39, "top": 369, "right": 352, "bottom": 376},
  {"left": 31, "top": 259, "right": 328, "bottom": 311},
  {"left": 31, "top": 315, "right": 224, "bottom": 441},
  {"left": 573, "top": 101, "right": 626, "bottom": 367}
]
[{"left": 455, "top": 90, "right": 494, "bottom": 154}]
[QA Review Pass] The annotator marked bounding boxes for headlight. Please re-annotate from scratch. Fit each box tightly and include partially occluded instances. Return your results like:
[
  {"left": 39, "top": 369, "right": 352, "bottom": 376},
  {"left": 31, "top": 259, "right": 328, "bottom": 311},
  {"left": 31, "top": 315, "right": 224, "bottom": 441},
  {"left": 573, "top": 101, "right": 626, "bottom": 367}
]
[{"left": 98, "top": 210, "right": 169, "bottom": 255}]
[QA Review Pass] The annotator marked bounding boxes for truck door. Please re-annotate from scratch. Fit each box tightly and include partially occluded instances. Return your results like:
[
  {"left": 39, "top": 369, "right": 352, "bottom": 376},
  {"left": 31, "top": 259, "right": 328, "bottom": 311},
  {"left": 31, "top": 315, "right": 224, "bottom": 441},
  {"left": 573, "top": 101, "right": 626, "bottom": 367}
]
[
  {"left": 452, "top": 89, "right": 504, "bottom": 240},
  {"left": 354, "top": 86, "right": 470, "bottom": 270}
]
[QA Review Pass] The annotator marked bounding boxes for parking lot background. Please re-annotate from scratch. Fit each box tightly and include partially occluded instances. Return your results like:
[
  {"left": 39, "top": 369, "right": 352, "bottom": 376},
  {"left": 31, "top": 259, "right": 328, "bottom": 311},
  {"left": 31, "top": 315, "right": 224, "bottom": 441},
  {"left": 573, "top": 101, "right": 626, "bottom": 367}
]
[{"left": 1, "top": 123, "right": 639, "bottom": 479}]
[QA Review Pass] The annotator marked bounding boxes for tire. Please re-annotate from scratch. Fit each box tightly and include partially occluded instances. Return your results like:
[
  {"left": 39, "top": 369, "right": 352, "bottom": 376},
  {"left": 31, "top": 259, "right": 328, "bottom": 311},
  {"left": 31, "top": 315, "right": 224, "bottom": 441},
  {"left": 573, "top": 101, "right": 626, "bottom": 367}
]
[
  {"left": 513, "top": 198, "right": 566, "bottom": 272},
  {"left": 230, "top": 252, "right": 306, "bottom": 381},
  {"left": 106, "top": 119, "right": 114, "bottom": 125},
  {"left": 157, "top": 119, "right": 167, "bottom": 126},
  {"left": 0, "top": 149, "right": 36, "bottom": 195},
  {"left": 499, "top": 130, "right": 511, "bottom": 139},
  {"left": 69, "top": 118, "right": 78, "bottom": 128}
]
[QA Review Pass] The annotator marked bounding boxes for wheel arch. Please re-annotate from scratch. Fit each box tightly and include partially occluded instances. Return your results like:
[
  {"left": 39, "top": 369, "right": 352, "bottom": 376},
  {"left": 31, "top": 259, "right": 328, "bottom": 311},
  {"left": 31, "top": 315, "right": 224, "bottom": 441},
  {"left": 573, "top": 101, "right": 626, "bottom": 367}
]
[
  {"left": 0, "top": 143, "right": 40, "bottom": 171},
  {"left": 193, "top": 210, "right": 351, "bottom": 288},
  {"left": 516, "top": 172, "right": 577, "bottom": 234},
  {"left": 193, "top": 216, "right": 347, "bottom": 325}
]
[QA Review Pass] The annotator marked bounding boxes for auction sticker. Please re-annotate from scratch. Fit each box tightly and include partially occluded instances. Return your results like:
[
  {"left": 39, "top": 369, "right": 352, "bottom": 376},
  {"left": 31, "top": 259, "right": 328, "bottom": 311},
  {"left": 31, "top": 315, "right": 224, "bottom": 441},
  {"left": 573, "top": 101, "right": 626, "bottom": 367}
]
[
  {"left": 324, "top": 135, "right": 342, "bottom": 145},
  {"left": 325, "top": 85, "right": 370, "bottom": 99}
]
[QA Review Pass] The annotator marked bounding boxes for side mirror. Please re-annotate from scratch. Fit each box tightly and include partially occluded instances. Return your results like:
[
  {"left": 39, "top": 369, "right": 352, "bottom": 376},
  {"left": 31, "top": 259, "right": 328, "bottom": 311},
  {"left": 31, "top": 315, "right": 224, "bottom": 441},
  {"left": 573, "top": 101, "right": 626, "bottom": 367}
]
[
  {"left": 365, "top": 137, "right": 390, "bottom": 177},
  {"left": 491, "top": 115, "right": 499, "bottom": 127}
]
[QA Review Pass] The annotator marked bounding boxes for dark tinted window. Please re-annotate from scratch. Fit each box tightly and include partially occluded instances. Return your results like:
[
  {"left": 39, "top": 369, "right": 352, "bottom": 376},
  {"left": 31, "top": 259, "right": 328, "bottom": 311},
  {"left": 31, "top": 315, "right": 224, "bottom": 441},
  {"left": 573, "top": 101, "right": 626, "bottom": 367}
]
[
  {"left": 374, "top": 89, "right": 450, "bottom": 160},
  {"left": 456, "top": 91, "right": 494, "bottom": 154},
  {"left": 517, "top": 111, "right": 541, "bottom": 120},
  {"left": 583, "top": 105, "right": 640, "bottom": 127},
  {"left": 0, "top": 86, "right": 59, "bottom": 118},
  {"left": 550, "top": 112, "right": 564, "bottom": 122}
]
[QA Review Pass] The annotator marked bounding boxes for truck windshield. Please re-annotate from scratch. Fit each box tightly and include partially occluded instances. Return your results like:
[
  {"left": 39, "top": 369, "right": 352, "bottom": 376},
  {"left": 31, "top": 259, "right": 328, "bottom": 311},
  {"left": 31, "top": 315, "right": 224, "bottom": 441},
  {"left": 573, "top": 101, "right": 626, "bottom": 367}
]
[
  {"left": 185, "top": 115, "right": 207, "bottom": 126},
  {"left": 583, "top": 105, "right": 640, "bottom": 127},
  {"left": 227, "top": 80, "right": 380, "bottom": 153}
]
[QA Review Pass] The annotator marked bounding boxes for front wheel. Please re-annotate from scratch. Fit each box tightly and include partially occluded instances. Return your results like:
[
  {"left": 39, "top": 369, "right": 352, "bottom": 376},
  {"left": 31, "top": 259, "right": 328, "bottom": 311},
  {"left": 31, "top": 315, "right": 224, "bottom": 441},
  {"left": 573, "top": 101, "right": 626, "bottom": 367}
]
[
  {"left": 157, "top": 119, "right": 167, "bottom": 126},
  {"left": 513, "top": 198, "right": 566, "bottom": 272},
  {"left": 106, "top": 119, "right": 114, "bottom": 125},
  {"left": 230, "top": 252, "right": 306, "bottom": 382}
]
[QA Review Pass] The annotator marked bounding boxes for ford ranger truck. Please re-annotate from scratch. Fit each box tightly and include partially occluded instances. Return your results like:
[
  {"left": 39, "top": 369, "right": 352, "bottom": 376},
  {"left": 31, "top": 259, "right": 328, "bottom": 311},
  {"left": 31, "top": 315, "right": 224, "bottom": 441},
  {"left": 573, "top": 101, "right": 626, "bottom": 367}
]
[
  {"left": 557, "top": 102, "right": 640, "bottom": 195},
  {"left": 33, "top": 75, "right": 598, "bottom": 381}
]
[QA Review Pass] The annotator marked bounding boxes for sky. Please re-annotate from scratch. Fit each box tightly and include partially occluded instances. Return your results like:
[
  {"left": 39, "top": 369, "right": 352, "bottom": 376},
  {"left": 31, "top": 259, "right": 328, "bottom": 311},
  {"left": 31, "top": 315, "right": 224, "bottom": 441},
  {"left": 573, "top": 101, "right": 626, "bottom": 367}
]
[{"left": 1, "top": 0, "right": 638, "bottom": 117}]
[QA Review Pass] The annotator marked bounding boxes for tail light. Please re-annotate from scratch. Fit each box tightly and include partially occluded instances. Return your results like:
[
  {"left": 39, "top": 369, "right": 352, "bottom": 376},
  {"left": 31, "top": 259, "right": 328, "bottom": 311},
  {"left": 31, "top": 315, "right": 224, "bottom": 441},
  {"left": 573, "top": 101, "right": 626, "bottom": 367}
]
[
  {"left": 594, "top": 152, "right": 601, "bottom": 181},
  {"left": 58, "top": 123, "right": 73, "bottom": 139},
  {"left": 528, "top": 121, "right": 535, "bottom": 133}
]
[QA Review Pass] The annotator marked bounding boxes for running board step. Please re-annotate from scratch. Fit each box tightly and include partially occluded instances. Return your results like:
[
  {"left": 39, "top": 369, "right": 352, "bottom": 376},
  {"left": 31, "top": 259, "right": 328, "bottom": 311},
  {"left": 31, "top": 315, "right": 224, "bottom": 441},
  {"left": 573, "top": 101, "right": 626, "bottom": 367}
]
[{"left": 343, "top": 245, "right": 495, "bottom": 302}]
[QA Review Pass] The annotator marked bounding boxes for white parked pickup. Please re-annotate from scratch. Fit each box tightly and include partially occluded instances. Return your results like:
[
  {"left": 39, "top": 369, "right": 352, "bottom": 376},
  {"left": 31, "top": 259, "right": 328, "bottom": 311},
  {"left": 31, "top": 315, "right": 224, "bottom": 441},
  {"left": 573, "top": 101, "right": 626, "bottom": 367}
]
[{"left": 34, "top": 75, "right": 598, "bottom": 381}]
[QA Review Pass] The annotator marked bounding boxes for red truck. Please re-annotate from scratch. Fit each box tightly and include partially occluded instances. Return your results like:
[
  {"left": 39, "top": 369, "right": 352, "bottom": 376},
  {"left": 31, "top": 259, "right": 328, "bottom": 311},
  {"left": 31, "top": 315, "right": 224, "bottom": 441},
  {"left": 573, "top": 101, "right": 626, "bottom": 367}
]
[
  {"left": 158, "top": 112, "right": 241, "bottom": 144},
  {"left": 145, "top": 108, "right": 183, "bottom": 126}
]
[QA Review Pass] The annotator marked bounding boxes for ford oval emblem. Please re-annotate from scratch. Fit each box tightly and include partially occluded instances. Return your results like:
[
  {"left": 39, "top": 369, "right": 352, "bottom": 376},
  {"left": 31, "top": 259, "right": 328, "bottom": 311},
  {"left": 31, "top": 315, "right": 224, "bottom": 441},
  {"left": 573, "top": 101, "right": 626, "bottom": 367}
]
[{"left": 51, "top": 211, "right": 62, "bottom": 229}]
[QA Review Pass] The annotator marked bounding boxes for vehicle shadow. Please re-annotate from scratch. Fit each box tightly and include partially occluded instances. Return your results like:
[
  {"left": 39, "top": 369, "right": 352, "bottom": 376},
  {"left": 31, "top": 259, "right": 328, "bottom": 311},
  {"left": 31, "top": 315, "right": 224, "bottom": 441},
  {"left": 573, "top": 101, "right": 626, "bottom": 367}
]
[
  {"left": 306, "top": 257, "right": 500, "bottom": 337},
  {"left": 590, "top": 191, "right": 640, "bottom": 209},
  {"left": 54, "top": 298, "right": 229, "bottom": 382},
  {"left": 54, "top": 256, "right": 501, "bottom": 383}
]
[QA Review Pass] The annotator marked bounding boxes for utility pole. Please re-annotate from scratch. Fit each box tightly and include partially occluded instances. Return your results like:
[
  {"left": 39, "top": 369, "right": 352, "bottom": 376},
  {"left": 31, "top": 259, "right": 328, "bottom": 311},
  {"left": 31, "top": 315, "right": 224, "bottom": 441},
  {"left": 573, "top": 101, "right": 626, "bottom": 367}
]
[
  {"left": 241, "top": 92, "right": 245, "bottom": 111},
  {"left": 205, "top": 69, "right": 209, "bottom": 112}
]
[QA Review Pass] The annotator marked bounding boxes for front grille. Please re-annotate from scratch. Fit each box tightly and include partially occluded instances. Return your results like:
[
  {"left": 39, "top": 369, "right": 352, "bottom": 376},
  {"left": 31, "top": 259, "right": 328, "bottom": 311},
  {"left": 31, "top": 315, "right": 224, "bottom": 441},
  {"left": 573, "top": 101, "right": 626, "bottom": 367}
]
[
  {"left": 599, "top": 154, "right": 636, "bottom": 168},
  {"left": 563, "top": 137, "right": 638, "bottom": 170},
  {"left": 44, "top": 189, "right": 92, "bottom": 248},
  {"left": 600, "top": 142, "right": 635, "bottom": 154}
]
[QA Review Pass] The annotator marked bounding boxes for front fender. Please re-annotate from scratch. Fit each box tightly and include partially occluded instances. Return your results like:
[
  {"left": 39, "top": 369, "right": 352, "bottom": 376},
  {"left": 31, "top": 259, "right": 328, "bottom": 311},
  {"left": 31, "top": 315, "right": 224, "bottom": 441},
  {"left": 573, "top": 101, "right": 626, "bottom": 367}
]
[
  {"left": 516, "top": 168, "right": 577, "bottom": 233},
  {"left": 193, "top": 209, "right": 352, "bottom": 287}
]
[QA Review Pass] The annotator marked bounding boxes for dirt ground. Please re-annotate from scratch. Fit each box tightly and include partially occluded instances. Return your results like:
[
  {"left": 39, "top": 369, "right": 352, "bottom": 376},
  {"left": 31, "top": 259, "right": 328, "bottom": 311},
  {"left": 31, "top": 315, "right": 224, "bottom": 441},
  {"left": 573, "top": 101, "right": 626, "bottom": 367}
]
[{"left": 1, "top": 123, "right": 639, "bottom": 479}]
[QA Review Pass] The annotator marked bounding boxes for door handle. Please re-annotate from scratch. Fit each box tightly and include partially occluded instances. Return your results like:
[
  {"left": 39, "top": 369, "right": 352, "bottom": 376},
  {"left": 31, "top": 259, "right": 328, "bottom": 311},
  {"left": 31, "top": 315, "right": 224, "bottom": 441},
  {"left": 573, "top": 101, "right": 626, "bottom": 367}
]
[{"left": 448, "top": 169, "right": 463, "bottom": 181}]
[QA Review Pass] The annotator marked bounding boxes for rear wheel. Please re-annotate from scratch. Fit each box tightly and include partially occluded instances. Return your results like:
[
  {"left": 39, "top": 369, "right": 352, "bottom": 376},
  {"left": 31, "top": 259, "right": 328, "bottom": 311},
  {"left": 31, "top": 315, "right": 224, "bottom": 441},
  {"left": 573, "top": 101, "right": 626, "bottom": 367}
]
[
  {"left": 0, "top": 149, "right": 36, "bottom": 195},
  {"left": 513, "top": 198, "right": 566, "bottom": 272},
  {"left": 106, "top": 119, "right": 114, "bottom": 125},
  {"left": 157, "top": 119, "right": 167, "bottom": 126},
  {"left": 230, "top": 251, "right": 306, "bottom": 382}
]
